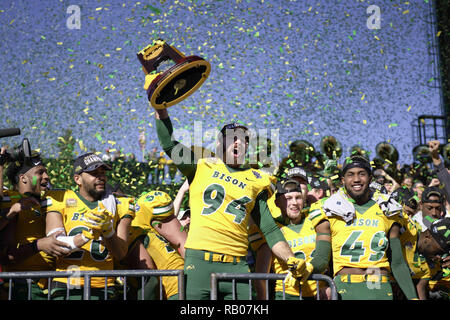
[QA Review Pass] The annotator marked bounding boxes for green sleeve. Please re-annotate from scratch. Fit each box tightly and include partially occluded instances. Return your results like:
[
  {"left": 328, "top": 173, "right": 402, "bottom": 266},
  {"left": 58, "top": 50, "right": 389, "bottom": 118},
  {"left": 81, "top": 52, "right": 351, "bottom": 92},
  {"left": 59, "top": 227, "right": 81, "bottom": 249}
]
[
  {"left": 155, "top": 117, "right": 197, "bottom": 182},
  {"left": 250, "top": 190, "right": 285, "bottom": 248},
  {"left": 310, "top": 240, "right": 331, "bottom": 273},
  {"left": 390, "top": 237, "right": 418, "bottom": 300}
]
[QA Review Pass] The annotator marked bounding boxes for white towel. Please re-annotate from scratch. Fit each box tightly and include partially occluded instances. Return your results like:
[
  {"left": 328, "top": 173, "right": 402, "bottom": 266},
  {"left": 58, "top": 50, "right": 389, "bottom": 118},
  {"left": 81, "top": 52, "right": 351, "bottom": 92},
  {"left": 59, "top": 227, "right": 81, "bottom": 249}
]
[
  {"left": 372, "top": 192, "right": 403, "bottom": 217},
  {"left": 322, "top": 189, "right": 355, "bottom": 223},
  {"left": 101, "top": 184, "right": 117, "bottom": 217}
]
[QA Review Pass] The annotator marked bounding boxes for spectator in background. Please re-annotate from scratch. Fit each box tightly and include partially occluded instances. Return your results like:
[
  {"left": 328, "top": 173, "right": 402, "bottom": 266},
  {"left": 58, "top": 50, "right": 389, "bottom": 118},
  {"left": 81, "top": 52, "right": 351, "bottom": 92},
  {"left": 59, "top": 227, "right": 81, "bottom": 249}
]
[
  {"left": 428, "top": 140, "right": 450, "bottom": 199},
  {"left": 306, "top": 174, "right": 331, "bottom": 207},
  {"left": 156, "top": 151, "right": 167, "bottom": 185},
  {"left": 402, "top": 175, "right": 414, "bottom": 189},
  {"left": 414, "top": 186, "right": 447, "bottom": 232},
  {"left": 412, "top": 181, "right": 425, "bottom": 201},
  {"left": 102, "top": 148, "right": 112, "bottom": 162},
  {"left": 145, "top": 147, "right": 158, "bottom": 185}
]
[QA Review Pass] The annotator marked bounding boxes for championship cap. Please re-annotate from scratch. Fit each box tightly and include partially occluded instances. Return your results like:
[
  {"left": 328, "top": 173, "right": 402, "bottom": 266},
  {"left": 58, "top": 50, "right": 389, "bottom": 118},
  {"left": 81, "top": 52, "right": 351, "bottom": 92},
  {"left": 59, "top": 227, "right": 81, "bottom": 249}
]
[
  {"left": 286, "top": 166, "right": 308, "bottom": 182},
  {"left": 276, "top": 179, "right": 302, "bottom": 197},
  {"left": 73, "top": 153, "right": 112, "bottom": 175}
]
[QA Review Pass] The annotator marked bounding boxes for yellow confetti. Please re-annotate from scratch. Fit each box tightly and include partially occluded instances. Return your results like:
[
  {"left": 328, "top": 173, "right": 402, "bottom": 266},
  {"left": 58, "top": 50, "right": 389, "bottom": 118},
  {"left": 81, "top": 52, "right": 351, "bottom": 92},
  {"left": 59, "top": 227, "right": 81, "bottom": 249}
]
[
  {"left": 105, "top": 53, "right": 111, "bottom": 57},
  {"left": 361, "top": 94, "right": 365, "bottom": 101},
  {"left": 116, "top": 47, "right": 122, "bottom": 51},
  {"left": 48, "top": 77, "right": 56, "bottom": 81},
  {"left": 363, "top": 120, "right": 367, "bottom": 124},
  {"left": 107, "top": 140, "right": 116, "bottom": 145},
  {"left": 374, "top": 35, "right": 380, "bottom": 41},
  {"left": 407, "top": 105, "right": 412, "bottom": 112},
  {"left": 57, "top": 42, "right": 63, "bottom": 45},
  {"left": 402, "top": 10, "right": 409, "bottom": 14},
  {"left": 437, "top": 31, "right": 442, "bottom": 37},
  {"left": 9, "top": 19, "right": 15, "bottom": 24},
  {"left": 95, "top": 7, "right": 103, "bottom": 11},
  {"left": 308, "top": 120, "right": 314, "bottom": 125}
]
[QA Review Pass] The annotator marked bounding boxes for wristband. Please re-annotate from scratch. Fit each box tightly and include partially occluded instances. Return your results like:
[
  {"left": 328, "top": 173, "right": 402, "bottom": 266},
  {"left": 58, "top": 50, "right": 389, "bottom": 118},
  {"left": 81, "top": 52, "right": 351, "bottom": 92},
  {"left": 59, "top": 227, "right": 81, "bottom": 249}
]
[{"left": 31, "top": 239, "right": 39, "bottom": 253}]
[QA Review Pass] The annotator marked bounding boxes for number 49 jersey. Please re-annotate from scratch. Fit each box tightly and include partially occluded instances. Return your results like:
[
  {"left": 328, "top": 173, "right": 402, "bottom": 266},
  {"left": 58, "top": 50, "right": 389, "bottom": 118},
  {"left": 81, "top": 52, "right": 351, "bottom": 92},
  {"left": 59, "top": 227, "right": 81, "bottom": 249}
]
[
  {"left": 186, "top": 157, "right": 275, "bottom": 257},
  {"left": 309, "top": 199, "right": 396, "bottom": 275}
]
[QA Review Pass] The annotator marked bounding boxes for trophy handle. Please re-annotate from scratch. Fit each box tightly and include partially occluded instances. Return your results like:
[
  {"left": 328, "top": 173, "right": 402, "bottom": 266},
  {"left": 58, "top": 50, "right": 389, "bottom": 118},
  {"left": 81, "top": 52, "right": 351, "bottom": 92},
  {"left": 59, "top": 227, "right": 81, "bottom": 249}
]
[{"left": 137, "top": 40, "right": 185, "bottom": 74}]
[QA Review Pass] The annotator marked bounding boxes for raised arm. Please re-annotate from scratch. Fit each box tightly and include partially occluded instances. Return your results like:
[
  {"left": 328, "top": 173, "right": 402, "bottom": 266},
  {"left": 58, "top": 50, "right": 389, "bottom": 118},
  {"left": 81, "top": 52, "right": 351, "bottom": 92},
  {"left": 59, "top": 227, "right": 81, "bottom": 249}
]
[{"left": 154, "top": 109, "right": 197, "bottom": 182}]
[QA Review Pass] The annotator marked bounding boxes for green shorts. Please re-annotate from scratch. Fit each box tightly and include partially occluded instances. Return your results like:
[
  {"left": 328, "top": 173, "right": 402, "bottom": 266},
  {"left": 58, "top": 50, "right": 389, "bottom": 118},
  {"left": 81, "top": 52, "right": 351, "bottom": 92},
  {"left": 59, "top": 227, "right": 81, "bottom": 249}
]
[
  {"left": 334, "top": 274, "right": 393, "bottom": 300},
  {"left": 184, "top": 248, "right": 250, "bottom": 300},
  {"left": 50, "top": 282, "right": 117, "bottom": 300},
  {"left": 9, "top": 281, "right": 48, "bottom": 300}
]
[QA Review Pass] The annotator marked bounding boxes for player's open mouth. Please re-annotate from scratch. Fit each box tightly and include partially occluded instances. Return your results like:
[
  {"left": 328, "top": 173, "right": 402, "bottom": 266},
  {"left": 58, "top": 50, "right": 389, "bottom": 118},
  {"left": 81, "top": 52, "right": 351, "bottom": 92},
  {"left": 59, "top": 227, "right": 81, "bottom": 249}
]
[{"left": 352, "top": 184, "right": 363, "bottom": 191}]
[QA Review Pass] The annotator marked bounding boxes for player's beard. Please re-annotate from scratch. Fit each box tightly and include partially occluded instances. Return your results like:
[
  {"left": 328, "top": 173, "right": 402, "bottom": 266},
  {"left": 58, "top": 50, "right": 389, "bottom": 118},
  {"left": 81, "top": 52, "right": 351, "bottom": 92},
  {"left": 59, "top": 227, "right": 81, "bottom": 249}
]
[
  {"left": 87, "top": 187, "right": 105, "bottom": 201},
  {"left": 345, "top": 184, "right": 370, "bottom": 205}
]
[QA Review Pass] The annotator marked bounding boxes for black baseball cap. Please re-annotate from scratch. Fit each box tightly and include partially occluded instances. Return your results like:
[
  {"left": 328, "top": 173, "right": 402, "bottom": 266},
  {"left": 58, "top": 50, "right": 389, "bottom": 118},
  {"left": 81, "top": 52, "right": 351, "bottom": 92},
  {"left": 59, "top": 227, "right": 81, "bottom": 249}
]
[
  {"left": 73, "top": 153, "right": 112, "bottom": 175},
  {"left": 428, "top": 217, "right": 450, "bottom": 253},
  {"left": 218, "top": 123, "right": 250, "bottom": 146},
  {"left": 422, "top": 186, "right": 445, "bottom": 204},
  {"left": 276, "top": 179, "right": 302, "bottom": 197},
  {"left": 287, "top": 166, "right": 308, "bottom": 182},
  {"left": 219, "top": 123, "right": 249, "bottom": 139},
  {"left": 309, "top": 175, "right": 330, "bottom": 191}
]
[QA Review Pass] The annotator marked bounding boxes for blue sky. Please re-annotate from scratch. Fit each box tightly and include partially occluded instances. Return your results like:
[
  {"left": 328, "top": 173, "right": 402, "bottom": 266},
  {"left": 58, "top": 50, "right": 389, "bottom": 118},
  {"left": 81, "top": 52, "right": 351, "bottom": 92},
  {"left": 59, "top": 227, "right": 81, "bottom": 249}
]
[{"left": 0, "top": 0, "right": 444, "bottom": 164}]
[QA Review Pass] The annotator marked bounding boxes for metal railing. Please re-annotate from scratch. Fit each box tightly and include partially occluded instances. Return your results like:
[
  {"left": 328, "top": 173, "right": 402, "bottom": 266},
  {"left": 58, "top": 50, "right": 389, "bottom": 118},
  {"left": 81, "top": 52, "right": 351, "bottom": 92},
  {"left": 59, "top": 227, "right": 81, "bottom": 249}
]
[
  {"left": 0, "top": 269, "right": 184, "bottom": 300},
  {"left": 210, "top": 273, "right": 338, "bottom": 300},
  {"left": 1, "top": 270, "right": 338, "bottom": 300}
]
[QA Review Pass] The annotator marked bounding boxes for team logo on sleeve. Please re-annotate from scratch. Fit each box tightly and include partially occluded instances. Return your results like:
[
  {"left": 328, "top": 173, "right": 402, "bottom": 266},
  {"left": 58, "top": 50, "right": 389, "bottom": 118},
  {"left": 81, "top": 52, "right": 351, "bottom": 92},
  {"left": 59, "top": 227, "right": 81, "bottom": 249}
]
[
  {"left": 66, "top": 198, "right": 77, "bottom": 207},
  {"left": 252, "top": 171, "right": 262, "bottom": 179}
]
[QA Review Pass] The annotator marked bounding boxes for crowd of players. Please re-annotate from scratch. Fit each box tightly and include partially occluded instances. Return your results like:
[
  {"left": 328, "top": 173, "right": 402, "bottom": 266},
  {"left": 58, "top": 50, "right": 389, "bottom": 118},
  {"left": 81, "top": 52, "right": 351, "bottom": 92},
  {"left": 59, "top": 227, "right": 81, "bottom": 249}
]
[{"left": 0, "top": 128, "right": 449, "bottom": 300}]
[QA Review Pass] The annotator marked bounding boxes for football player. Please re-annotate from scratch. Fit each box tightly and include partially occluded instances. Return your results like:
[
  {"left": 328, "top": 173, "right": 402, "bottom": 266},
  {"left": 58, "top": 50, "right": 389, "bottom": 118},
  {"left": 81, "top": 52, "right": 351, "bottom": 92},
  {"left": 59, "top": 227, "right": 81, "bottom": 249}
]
[
  {"left": 308, "top": 155, "right": 418, "bottom": 300},
  {"left": 124, "top": 190, "right": 186, "bottom": 300},
  {"left": 151, "top": 104, "right": 306, "bottom": 300},
  {"left": 0, "top": 152, "right": 71, "bottom": 299},
  {"left": 250, "top": 179, "right": 329, "bottom": 300},
  {"left": 44, "top": 153, "right": 132, "bottom": 300}
]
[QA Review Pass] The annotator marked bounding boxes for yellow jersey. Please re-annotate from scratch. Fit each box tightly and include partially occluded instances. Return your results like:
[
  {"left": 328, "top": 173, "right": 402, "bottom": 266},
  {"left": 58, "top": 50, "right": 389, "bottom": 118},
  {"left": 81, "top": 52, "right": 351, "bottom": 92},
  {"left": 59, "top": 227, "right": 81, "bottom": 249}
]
[
  {"left": 394, "top": 214, "right": 431, "bottom": 280},
  {"left": 142, "top": 230, "right": 184, "bottom": 299},
  {"left": 43, "top": 190, "right": 127, "bottom": 288},
  {"left": 0, "top": 190, "right": 54, "bottom": 273},
  {"left": 273, "top": 215, "right": 323, "bottom": 297},
  {"left": 309, "top": 196, "right": 395, "bottom": 275},
  {"left": 186, "top": 157, "right": 274, "bottom": 257},
  {"left": 132, "top": 190, "right": 175, "bottom": 231}
]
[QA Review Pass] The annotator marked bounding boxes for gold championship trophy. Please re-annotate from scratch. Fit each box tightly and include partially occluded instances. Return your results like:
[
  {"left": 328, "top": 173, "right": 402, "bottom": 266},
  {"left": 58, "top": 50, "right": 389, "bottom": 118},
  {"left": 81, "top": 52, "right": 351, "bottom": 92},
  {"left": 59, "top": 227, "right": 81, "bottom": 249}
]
[{"left": 138, "top": 39, "right": 211, "bottom": 109}]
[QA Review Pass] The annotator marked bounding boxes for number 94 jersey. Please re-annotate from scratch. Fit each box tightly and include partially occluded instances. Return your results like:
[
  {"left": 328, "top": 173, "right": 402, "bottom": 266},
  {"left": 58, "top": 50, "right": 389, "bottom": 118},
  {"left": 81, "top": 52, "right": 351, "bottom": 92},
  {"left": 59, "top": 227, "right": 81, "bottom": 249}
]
[
  {"left": 309, "top": 199, "right": 396, "bottom": 275},
  {"left": 186, "top": 158, "right": 275, "bottom": 257}
]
